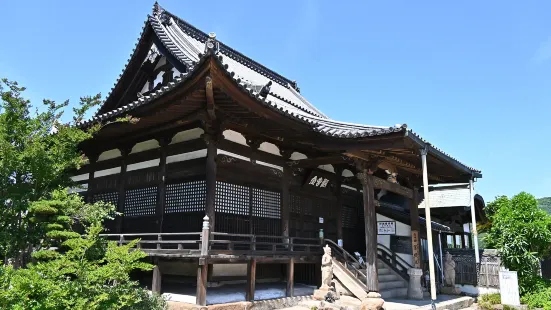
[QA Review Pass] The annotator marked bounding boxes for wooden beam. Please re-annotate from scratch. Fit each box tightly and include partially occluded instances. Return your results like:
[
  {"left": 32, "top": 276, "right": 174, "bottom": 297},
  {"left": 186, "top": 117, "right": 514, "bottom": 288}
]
[
  {"left": 85, "top": 153, "right": 99, "bottom": 203},
  {"left": 204, "top": 126, "right": 218, "bottom": 233},
  {"left": 286, "top": 258, "right": 295, "bottom": 297},
  {"left": 287, "top": 155, "right": 350, "bottom": 168},
  {"left": 115, "top": 146, "right": 132, "bottom": 233},
  {"left": 246, "top": 259, "right": 257, "bottom": 301},
  {"left": 196, "top": 262, "right": 208, "bottom": 306},
  {"left": 334, "top": 166, "right": 344, "bottom": 243},
  {"left": 205, "top": 76, "right": 216, "bottom": 120},
  {"left": 281, "top": 163, "right": 291, "bottom": 240},
  {"left": 157, "top": 137, "right": 170, "bottom": 233},
  {"left": 358, "top": 170, "right": 379, "bottom": 292},
  {"left": 315, "top": 136, "right": 406, "bottom": 152},
  {"left": 371, "top": 175, "right": 414, "bottom": 199}
]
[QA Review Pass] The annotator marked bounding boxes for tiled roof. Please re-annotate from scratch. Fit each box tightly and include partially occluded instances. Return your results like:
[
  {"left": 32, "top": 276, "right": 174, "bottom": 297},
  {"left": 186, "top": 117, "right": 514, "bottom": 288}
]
[
  {"left": 80, "top": 2, "right": 481, "bottom": 176},
  {"left": 418, "top": 184, "right": 472, "bottom": 209}
]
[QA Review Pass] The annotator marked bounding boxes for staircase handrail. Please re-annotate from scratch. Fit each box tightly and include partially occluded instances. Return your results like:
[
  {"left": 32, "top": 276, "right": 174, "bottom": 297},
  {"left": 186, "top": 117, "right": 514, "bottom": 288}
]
[
  {"left": 376, "top": 243, "right": 412, "bottom": 281},
  {"left": 324, "top": 239, "right": 366, "bottom": 281}
]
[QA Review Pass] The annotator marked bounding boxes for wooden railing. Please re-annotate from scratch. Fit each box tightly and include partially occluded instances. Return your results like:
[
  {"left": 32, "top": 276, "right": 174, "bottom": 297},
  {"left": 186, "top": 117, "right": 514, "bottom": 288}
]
[
  {"left": 100, "top": 232, "right": 204, "bottom": 256},
  {"left": 376, "top": 243, "right": 412, "bottom": 281},
  {"left": 324, "top": 239, "right": 366, "bottom": 282},
  {"left": 100, "top": 216, "right": 323, "bottom": 257}
]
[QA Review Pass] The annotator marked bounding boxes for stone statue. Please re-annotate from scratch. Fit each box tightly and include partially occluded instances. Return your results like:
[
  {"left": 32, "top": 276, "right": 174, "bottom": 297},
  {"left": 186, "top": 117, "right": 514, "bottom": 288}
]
[
  {"left": 444, "top": 252, "right": 456, "bottom": 287},
  {"left": 314, "top": 245, "right": 335, "bottom": 301},
  {"left": 321, "top": 245, "right": 333, "bottom": 289}
]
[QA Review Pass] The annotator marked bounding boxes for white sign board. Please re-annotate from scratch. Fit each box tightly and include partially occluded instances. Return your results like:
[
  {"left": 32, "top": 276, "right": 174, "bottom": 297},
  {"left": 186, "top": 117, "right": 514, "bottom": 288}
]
[
  {"left": 499, "top": 270, "right": 520, "bottom": 306},
  {"left": 319, "top": 217, "right": 324, "bottom": 224},
  {"left": 377, "top": 221, "right": 396, "bottom": 235}
]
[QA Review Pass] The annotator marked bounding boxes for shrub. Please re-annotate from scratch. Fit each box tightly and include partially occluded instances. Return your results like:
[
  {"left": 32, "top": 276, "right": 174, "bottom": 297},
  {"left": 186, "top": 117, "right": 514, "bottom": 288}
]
[
  {"left": 479, "top": 293, "right": 501, "bottom": 310},
  {"left": 484, "top": 193, "right": 551, "bottom": 294},
  {"left": 521, "top": 287, "right": 551, "bottom": 310}
]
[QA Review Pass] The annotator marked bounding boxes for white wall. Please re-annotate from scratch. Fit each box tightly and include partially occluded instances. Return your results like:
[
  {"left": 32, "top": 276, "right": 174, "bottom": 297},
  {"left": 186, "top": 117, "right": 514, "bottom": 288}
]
[{"left": 456, "top": 284, "right": 499, "bottom": 296}]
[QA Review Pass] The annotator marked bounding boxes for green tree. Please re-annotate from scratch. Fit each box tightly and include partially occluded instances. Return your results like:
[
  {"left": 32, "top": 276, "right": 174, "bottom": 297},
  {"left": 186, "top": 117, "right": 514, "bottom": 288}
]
[
  {"left": 0, "top": 194, "right": 165, "bottom": 310},
  {"left": 484, "top": 192, "right": 551, "bottom": 294},
  {"left": 0, "top": 79, "right": 100, "bottom": 266}
]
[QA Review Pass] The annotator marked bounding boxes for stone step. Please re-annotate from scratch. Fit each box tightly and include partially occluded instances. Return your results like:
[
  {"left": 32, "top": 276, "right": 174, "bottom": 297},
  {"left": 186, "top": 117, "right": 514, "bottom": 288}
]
[
  {"left": 377, "top": 274, "right": 399, "bottom": 282},
  {"left": 377, "top": 268, "right": 391, "bottom": 275},
  {"left": 379, "top": 280, "right": 406, "bottom": 290},
  {"left": 380, "top": 287, "right": 408, "bottom": 299}
]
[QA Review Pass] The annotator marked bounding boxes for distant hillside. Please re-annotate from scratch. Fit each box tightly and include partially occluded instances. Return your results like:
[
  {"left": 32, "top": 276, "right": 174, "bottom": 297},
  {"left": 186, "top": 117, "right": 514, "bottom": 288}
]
[{"left": 538, "top": 197, "right": 551, "bottom": 214}]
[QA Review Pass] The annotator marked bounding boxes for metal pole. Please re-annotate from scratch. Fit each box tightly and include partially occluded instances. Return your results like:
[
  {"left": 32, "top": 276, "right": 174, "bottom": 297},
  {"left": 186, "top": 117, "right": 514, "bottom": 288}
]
[
  {"left": 470, "top": 179, "right": 480, "bottom": 263},
  {"left": 421, "top": 147, "right": 437, "bottom": 305},
  {"left": 439, "top": 231, "right": 444, "bottom": 283}
]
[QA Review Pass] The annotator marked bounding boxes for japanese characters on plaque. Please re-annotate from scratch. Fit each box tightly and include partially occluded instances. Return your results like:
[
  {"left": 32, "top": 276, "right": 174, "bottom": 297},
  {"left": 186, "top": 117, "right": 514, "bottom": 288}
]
[
  {"left": 307, "top": 175, "right": 330, "bottom": 188},
  {"left": 412, "top": 231, "right": 421, "bottom": 268},
  {"left": 377, "top": 221, "right": 396, "bottom": 235},
  {"left": 499, "top": 270, "right": 520, "bottom": 306}
]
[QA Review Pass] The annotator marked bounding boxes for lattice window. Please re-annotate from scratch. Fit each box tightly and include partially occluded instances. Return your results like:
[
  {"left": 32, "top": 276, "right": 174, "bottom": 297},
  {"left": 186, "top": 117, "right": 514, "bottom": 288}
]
[
  {"left": 124, "top": 187, "right": 157, "bottom": 217},
  {"left": 215, "top": 182, "right": 249, "bottom": 215},
  {"left": 252, "top": 188, "right": 280, "bottom": 219},
  {"left": 290, "top": 194, "right": 302, "bottom": 214},
  {"left": 92, "top": 192, "right": 119, "bottom": 205},
  {"left": 165, "top": 180, "right": 206, "bottom": 213},
  {"left": 342, "top": 205, "right": 358, "bottom": 228}
]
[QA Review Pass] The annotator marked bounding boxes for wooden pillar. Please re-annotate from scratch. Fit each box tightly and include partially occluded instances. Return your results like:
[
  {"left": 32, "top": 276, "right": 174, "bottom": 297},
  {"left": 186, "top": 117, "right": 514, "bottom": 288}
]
[
  {"left": 152, "top": 264, "right": 162, "bottom": 294},
  {"left": 410, "top": 188, "right": 421, "bottom": 269},
  {"left": 334, "top": 167, "right": 344, "bottom": 244},
  {"left": 246, "top": 259, "right": 257, "bottom": 301},
  {"left": 204, "top": 128, "right": 218, "bottom": 232},
  {"left": 196, "top": 263, "right": 208, "bottom": 306},
  {"left": 86, "top": 153, "right": 99, "bottom": 203},
  {"left": 357, "top": 170, "right": 379, "bottom": 292},
  {"left": 116, "top": 146, "right": 131, "bottom": 233},
  {"left": 286, "top": 258, "right": 295, "bottom": 297},
  {"left": 281, "top": 164, "right": 291, "bottom": 240},
  {"left": 246, "top": 137, "right": 260, "bottom": 235},
  {"left": 156, "top": 137, "right": 170, "bottom": 233}
]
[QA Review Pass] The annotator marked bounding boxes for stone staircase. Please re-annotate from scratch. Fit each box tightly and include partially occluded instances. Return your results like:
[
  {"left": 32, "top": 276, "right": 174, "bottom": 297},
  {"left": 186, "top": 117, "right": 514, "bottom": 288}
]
[
  {"left": 377, "top": 259, "right": 408, "bottom": 299},
  {"left": 326, "top": 239, "right": 410, "bottom": 300}
]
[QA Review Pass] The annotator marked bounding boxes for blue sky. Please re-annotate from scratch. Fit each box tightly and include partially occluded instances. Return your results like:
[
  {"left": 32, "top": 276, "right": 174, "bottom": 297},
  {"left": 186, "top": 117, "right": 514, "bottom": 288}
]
[{"left": 1, "top": 1, "right": 550, "bottom": 201}]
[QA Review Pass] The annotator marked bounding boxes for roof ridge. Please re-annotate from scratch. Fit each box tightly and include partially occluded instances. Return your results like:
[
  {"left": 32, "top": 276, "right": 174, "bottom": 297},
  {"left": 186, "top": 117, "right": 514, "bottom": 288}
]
[{"left": 159, "top": 6, "right": 297, "bottom": 88}]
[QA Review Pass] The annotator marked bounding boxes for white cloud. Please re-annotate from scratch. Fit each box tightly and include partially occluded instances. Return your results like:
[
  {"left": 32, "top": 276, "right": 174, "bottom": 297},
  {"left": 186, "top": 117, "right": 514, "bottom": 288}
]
[{"left": 531, "top": 37, "right": 551, "bottom": 64}]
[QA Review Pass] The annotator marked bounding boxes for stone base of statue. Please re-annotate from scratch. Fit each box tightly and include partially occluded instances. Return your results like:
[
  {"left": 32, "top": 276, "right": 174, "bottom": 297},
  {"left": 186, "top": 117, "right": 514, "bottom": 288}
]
[
  {"left": 440, "top": 285, "right": 462, "bottom": 295},
  {"left": 313, "top": 286, "right": 331, "bottom": 301},
  {"left": 407, "top": 268, "right": 423, "bottom": 300},
  {"left": 360, "top": 292, "right": 384, "bottom": 310}
]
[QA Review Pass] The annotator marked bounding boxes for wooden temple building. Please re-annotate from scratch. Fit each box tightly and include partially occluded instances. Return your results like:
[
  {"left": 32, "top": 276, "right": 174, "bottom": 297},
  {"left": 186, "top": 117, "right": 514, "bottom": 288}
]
[{"left": 73, "top": 3, "right": 484, "bottom": 305}]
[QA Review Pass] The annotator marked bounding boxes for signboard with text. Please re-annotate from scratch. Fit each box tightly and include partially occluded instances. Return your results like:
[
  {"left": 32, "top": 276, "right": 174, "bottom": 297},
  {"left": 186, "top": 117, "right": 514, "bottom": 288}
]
[
  {"left": 377, "top": 221, "right": 396, "bottom": 235},
  {"left": 499, "top": 270, "right": 520, "bottom": 306}
]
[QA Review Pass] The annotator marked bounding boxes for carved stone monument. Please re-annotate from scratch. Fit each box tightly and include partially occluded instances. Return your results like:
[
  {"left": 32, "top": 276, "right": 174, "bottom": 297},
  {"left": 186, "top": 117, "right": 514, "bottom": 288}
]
[
  {"left": 440, "top": 252, "right": 462, "bottom": 295},
  {"left": 314, "top": 245, "right": 336, "bottom": 300},
  {"left": 407, "top": 268, "right": 423, "bottom": 299}
]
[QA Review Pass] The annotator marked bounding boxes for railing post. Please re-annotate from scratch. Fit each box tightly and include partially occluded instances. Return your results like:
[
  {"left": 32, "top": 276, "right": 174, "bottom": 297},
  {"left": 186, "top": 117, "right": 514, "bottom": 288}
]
[
  {"left": 201, "top": 215, "right": 210, "bottom": 256},
  {"left": 157, "top": 234, "right": 162, "bottom": 250},
  {"left": 251, "top": 235, "right": 256, "bottom": 251},
  {"left": 119, "top": 234, "right": 124, "bottom": 246}
]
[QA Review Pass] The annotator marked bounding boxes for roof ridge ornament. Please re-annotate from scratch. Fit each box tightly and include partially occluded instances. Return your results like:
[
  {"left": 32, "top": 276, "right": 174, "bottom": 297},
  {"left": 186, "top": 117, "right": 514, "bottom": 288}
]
[
  {"left": 259, "top": 81, "right": 272, "bottom": 97},
  {"left": 290, "top": 80, "right": 300, "bottom": 93},
  {"left": 204, "top": 32, "right": 219, "bottom": 55},
  {"left": 152, "top": 1, "right": 164, "bottom": 17}
]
